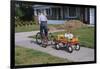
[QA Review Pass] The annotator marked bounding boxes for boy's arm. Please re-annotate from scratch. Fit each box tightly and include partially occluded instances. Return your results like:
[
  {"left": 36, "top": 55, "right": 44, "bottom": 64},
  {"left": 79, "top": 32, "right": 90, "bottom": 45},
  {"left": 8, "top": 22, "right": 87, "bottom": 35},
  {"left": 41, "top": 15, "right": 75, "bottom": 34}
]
[
  {"left": 38, "top": 15, "right": 41, "bottom": 24},
  {"left": 45, "top": 16, "right": 48, "bottom": 23}
]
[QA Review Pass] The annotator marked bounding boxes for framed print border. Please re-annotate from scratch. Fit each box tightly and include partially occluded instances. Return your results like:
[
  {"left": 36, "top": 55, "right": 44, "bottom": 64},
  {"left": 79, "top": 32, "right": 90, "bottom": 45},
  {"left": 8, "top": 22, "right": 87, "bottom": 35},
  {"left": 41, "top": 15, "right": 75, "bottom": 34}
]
[{"left": 10, "top": 0, "right": 97, "bottom": 69}]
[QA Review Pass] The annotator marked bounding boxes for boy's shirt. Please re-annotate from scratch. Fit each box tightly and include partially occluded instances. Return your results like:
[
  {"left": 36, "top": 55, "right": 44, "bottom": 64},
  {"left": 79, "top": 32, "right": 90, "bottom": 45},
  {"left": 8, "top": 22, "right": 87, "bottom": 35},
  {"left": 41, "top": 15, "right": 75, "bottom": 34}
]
[
  {"left": 38, "top": 14, "right": 48, "bottom": 24},
  {"left": 65, "top": 33, "right": 74, "bottom": 39}
]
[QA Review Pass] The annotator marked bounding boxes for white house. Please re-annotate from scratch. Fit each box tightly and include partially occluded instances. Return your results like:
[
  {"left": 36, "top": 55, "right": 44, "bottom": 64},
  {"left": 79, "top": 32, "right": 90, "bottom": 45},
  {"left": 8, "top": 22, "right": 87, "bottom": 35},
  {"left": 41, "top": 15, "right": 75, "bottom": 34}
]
[{"left": 32, "top": 5, "right": 95, "bottom": 25}]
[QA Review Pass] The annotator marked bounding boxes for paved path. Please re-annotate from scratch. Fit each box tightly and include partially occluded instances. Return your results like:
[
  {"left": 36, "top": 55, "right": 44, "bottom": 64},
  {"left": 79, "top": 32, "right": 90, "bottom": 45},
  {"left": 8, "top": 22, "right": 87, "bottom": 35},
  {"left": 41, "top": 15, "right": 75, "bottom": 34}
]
[{"left": 15, "top": 30, "right": 94, "bottom": 62}]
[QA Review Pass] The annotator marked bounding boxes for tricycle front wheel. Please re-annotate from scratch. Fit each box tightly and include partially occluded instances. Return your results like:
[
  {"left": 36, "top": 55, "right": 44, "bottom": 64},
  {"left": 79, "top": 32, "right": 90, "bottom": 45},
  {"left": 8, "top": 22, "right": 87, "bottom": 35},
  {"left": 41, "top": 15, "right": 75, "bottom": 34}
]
[{"left": 36, "top": 32, "right": 42, "bottom": 44}]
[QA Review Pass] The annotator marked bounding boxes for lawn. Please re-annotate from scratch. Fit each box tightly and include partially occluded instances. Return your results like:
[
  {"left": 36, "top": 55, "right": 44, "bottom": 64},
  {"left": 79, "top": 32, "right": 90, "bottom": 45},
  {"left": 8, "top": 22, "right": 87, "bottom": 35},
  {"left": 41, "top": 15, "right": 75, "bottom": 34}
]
[
  {"left": 15, "top": 24, "right": 64, "bottom": 32},
  {"left": 15, "top": 46, "right": 70, "bottom": 66},
  {"left": 15, "top": 24, "right": 39, "bottom": 32}
]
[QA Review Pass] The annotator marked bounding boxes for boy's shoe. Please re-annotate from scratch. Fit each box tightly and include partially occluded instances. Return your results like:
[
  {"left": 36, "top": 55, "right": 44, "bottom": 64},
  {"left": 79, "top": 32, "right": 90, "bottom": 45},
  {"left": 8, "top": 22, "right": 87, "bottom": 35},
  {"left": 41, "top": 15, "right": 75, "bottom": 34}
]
[
  {"left": 41, "top": 39, "right": 47, "bottom": 48},
  {"left": 43, "top": 40, "right": 48, "bottom": 46},
  {"left": 42, "top": 43, "right": 47, "bottom": 48}
]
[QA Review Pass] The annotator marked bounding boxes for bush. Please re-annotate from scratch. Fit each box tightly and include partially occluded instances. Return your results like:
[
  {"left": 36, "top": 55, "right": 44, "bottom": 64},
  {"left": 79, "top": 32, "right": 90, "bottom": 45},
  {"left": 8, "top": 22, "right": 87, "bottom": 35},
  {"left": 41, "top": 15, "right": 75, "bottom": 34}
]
[{"left": 64, "top": 20, "right": 87, "bottom": 32}]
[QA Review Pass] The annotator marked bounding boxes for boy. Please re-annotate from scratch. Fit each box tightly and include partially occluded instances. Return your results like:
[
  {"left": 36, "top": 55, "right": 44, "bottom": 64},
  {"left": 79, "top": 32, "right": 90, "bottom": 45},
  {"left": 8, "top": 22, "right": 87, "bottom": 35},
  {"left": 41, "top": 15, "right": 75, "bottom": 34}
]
[
  {"left": 64, "top": 32, "right": 74, "bottom": 42},
  {"left": 38, "top": 12, "right": 48, "bottom": 46}
]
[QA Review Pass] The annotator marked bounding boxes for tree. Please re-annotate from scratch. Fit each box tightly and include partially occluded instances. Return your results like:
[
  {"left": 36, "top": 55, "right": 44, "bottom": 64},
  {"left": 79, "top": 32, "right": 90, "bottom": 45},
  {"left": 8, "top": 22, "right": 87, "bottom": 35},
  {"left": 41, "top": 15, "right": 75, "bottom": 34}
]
[{"left": 15, "top": 2, "right": 34, "bottom": 21}]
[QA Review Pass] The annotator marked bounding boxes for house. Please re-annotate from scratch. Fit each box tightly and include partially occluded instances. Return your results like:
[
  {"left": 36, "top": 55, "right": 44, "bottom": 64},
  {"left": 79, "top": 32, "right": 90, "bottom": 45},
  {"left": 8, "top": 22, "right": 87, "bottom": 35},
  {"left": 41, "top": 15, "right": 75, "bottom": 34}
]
[{"left": 33, "top": 5, "right": 95, "bottom": 25}]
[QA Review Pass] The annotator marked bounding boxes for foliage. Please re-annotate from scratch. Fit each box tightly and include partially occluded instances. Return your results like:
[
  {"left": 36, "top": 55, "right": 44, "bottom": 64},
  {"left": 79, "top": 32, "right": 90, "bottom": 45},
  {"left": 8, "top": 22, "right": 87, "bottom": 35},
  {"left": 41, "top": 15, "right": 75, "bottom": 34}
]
[{"left": 15, "top": 2, "right": 34, "bottom": 21}]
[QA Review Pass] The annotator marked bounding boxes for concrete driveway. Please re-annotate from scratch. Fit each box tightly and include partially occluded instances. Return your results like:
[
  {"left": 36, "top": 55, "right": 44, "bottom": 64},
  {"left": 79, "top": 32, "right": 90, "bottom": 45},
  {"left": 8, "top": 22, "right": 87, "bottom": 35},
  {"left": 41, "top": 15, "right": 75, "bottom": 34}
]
[{"left": 15, "top": 30, "right": 94, "bottom": 62}]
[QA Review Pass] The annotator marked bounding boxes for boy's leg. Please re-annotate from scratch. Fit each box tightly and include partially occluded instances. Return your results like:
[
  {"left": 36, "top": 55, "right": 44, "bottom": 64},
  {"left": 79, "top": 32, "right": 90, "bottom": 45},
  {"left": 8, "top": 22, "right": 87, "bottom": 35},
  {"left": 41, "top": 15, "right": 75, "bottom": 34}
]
[
  {"left": 44, "top": 27, "right": 48, "bottom": 38},
  {"left": 44, "top": 23, "right": 48, "bottom": 45},
  {"left": 40, "top": 24, "right": 44, "bottom": 43}
]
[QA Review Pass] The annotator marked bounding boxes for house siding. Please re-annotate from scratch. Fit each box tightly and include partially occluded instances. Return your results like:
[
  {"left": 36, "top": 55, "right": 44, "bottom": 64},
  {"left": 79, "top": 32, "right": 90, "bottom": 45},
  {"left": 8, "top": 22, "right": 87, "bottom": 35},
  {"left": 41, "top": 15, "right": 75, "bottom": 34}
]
[
  {"left": 33, "top": 5, "right": 95, "bottom": 24},
  {"left": 89, "top": 8, "right": 95, "bottom": 25}
]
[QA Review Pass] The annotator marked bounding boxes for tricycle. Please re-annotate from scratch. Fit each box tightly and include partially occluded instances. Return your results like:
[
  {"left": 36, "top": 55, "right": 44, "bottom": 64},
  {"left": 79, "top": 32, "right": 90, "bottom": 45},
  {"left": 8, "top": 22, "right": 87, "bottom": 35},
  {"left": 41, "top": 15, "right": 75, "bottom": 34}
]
[{"left": 35, "top": 29, "right": 54, "bottom": 47}]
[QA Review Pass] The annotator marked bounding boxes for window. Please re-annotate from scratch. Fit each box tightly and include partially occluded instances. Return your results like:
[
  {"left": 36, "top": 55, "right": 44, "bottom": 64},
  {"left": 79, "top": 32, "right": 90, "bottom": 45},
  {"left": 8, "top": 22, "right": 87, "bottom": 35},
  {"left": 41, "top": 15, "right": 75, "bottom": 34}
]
[
  {"left": 36, "top": 9, "right": 39, "bottom": 15},
  {"left": 69, "top": 7, "right": 76, "bottom": 17},
  {"left": 48, "top": 9, "right": 50, "bottom": 16},
  {"left": 46, "top": 8, "right": 50, "bottom": 16},
  {"left": 52, "top": 8, "right": 56, "bottom": 16},
  {"left": 46, "top": 9, "right": 48, "bottom": 15}
]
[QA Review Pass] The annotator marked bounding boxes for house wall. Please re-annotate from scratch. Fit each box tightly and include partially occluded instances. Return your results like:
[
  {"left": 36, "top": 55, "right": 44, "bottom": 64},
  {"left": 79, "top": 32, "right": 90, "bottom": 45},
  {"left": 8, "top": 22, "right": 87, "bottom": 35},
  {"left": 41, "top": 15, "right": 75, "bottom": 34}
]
[
  {"left": 33, "top": 5, "right": 95, "bottom": 25},
  {"left": 89, "top": 8, "right": 95, "bottom": 25}
]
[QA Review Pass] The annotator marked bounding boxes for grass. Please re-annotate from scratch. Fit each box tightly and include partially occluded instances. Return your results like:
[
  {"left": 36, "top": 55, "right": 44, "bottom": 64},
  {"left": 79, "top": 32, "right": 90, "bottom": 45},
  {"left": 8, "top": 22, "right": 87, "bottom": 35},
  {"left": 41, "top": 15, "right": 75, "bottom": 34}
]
[
  {"left": 51, "top": 27, "right": 94, "bottom": 48},
  {"left": 15, "top": 24, "right": 39, "bottom": 32},
  {"left": 15, "top": 46, "right": 70, "bottom": 66},
  {"left": 15, "top": 24, "right": 64, "bottom": 32}
]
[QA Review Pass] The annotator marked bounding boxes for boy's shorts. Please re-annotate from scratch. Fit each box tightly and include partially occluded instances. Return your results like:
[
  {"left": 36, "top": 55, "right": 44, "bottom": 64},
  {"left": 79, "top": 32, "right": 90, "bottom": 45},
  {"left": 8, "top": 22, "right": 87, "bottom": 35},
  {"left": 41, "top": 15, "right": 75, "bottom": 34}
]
[{"left": 40, "top": 21, "right": 48, "bottom": 38}]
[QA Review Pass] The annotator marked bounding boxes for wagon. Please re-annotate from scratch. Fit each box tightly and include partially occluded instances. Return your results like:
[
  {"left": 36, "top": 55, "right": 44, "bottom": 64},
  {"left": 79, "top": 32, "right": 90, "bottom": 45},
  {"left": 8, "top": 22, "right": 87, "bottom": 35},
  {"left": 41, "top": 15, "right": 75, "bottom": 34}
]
[{"left": 53, "top": 34, "right": 80, "bottom": 53}]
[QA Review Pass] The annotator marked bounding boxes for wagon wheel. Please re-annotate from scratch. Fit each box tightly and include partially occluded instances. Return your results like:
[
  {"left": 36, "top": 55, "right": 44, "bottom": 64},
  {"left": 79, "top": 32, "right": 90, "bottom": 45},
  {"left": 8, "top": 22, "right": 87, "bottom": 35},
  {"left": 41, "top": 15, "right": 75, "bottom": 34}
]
[
  {"left": 55, "top": 44, "right": 60, "bottom": 50},
  {"left": 54, "top": 42, "right": 63, "bottom": 50},
  {"left": 74, "top": 44, "right": 80, "bottom": 51},
  {"left": 66, "top": 44, "right": 73, "bottom": 53},
  {"left": 49, "top": 33, "right": 56, "bottom": 45},
  {"left": 67, "top": 46, "right": 73, "bottom": 53}
]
